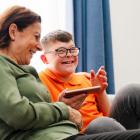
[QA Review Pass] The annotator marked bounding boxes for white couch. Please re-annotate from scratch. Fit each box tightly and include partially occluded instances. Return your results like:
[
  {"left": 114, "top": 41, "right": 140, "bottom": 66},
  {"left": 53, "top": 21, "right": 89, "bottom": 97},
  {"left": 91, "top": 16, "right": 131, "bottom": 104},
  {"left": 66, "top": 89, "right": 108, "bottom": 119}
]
[{"left": 108, "top": 94, "right": 115, "bottom": 104}]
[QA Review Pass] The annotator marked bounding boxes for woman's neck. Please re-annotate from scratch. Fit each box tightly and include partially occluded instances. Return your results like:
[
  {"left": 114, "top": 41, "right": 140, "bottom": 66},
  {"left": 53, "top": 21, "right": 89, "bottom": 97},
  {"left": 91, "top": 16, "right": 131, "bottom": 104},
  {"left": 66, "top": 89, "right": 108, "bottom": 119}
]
[{"left": 0, "top": 49, "right": 18, "bottom": 64}]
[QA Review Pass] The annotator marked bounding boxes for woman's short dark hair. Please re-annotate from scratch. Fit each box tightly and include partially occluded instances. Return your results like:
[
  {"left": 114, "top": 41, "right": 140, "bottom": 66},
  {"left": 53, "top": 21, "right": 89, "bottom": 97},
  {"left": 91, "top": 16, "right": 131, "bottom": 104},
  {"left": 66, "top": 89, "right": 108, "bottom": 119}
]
[{"left": 0, "top": 5, "right": 41, "bottom": 48}]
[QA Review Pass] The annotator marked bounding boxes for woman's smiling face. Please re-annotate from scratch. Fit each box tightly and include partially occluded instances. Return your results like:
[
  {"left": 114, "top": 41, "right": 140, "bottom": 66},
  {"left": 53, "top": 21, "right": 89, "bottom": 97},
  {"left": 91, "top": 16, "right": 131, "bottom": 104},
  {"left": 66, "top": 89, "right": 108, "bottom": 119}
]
[{"left": 8, "top": 22, "right": 42, "bottom": 65}]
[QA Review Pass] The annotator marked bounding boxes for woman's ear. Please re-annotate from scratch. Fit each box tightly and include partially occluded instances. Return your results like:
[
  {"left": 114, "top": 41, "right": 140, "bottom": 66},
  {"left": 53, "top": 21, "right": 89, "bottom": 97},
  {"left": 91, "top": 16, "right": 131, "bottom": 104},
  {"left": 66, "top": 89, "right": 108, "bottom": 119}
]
[
  {"left": 40, "top": 54, "right": 48, "bottom": 64},
  {"left": 9, "top": 23, "right": 17, "bottom": 41}
]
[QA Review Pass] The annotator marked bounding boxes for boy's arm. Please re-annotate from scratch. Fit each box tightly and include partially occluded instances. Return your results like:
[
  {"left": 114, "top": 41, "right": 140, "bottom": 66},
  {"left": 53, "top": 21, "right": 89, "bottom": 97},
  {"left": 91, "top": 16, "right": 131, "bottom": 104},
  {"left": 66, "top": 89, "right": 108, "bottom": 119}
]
[{"left": 90, "top": 66, "right": 110, "bottom": 116}]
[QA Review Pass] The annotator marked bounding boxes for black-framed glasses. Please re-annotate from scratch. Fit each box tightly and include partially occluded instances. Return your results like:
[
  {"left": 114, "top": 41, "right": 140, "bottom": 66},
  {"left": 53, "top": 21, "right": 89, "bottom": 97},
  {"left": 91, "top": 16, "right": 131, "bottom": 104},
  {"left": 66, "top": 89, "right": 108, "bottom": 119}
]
[{"left": 46, "top": 47, "right": 80, "bottom": 58}]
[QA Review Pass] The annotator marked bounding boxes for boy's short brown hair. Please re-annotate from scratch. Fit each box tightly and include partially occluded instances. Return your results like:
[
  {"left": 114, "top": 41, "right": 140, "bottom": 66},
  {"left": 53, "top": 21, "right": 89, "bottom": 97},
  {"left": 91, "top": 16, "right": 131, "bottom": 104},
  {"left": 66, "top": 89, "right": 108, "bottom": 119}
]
[{"left": 41, "top": 30, "right": 73, "bottom": 50}]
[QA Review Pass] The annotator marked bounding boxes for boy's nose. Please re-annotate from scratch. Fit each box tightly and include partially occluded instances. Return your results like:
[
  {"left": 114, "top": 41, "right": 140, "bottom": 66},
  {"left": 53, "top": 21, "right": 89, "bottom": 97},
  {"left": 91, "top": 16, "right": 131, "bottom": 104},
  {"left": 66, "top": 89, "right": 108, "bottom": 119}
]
[{"left": 66, "top": 50, "right": 72, "bottom": 56}]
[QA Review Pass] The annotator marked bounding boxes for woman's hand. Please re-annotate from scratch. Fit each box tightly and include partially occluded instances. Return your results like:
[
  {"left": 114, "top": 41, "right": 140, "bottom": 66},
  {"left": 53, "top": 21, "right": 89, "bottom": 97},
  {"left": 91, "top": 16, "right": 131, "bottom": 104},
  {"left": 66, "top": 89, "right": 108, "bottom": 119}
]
[
  {"left": 68, "top": 106, "right": 83, "bottom": 130},
  {"left": 58, "top": 90, "right": 87, "bottom": 110}
]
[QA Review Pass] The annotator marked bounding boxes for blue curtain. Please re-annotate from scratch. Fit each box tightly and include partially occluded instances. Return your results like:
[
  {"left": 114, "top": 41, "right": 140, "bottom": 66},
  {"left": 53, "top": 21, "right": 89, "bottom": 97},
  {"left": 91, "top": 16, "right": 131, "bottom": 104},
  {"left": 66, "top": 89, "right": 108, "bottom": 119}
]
[{"left": 73, "top": 0, "right": 115, "bottom": 94}]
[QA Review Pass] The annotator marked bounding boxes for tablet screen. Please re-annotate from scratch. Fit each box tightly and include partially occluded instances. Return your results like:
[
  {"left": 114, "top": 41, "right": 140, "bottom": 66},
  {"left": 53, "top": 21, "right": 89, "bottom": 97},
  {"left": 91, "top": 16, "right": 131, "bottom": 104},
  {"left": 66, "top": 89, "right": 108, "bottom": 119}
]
[{"left": 64, "top": 86, "right": 101, "bottom": 98}]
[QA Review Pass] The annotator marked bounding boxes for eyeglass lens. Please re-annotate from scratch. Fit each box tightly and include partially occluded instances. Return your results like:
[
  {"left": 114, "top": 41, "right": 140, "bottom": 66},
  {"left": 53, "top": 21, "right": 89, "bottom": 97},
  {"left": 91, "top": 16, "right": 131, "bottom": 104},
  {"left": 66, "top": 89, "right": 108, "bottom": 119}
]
[{"left": 56, "top": 47, "right": 79, "bottom": 57}]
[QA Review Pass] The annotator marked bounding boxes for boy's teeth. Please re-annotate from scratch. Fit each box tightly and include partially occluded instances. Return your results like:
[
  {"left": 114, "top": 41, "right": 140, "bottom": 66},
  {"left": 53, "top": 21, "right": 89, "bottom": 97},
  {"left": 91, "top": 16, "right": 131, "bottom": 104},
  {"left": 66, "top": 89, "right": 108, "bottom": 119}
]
[{"left": 62, "top": 61, "right": 73, "bottom": 64}]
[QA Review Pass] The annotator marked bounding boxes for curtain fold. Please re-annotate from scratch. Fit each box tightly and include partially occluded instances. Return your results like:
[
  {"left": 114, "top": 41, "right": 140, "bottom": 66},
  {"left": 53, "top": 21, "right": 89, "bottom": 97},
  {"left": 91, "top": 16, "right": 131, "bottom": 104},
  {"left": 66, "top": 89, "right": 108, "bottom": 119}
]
[{"left": 73, "top": 0, "right": 115, "bottom": 94}]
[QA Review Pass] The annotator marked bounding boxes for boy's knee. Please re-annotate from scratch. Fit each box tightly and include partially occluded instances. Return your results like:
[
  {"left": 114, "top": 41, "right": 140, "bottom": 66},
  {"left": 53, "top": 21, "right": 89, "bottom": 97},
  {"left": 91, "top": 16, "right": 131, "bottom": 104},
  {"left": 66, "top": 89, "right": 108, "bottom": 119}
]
[{"left": 84, "top": 117, "right": 126, "bottom": 134}]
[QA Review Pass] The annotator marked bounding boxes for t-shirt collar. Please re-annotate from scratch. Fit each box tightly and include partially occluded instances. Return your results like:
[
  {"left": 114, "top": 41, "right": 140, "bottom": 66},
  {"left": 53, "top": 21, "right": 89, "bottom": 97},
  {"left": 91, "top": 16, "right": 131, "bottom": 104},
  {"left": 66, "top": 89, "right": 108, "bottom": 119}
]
[{"left": 45, "top": 68, "right": 81, "bottom": 85}]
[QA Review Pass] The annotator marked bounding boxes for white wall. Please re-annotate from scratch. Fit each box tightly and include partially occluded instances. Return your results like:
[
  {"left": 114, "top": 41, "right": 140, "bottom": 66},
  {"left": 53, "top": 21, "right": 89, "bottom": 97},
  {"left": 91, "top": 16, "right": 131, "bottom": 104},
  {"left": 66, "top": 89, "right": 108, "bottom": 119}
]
[
  {"left": 0, "top": 0, "right": 73, "bottom": 72},
  {"left": 110, "top": 0, "right": 140, "bottom": 92},
  {"left": 2, "top": 0, "right": 136, "bottom": 92}
]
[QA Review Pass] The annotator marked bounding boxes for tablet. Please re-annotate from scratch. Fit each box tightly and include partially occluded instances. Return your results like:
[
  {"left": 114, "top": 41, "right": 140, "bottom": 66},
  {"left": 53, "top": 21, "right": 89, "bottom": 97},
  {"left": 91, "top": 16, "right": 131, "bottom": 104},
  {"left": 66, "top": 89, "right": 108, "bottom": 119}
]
[{"left": 64, "top": 86, "right": 101, "bottom": 98}]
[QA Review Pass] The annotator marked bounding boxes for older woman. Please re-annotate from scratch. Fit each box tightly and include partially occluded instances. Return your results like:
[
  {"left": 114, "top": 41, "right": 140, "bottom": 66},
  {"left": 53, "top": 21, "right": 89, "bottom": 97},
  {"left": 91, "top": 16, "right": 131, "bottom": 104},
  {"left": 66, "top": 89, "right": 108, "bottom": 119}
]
[
  {"left": 0, "top": 5, "right": 140, "bottom": 140},
  {"left": 0, "top": 5, "right": 81, "bottom": 140}
]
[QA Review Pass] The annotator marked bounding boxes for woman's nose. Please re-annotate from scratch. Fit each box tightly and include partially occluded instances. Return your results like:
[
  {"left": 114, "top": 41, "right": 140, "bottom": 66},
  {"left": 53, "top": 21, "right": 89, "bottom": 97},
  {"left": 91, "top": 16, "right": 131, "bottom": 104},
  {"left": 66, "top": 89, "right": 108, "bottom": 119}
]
[{"left": 36, "top": 42, "right": 42, "bottom": 51}]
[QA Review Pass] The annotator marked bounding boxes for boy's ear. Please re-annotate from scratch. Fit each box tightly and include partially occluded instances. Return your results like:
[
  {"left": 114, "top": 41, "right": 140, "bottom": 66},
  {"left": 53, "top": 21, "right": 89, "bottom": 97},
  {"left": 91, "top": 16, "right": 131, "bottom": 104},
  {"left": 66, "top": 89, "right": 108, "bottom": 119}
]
[{"left": 40, "top": 54, "right": 48, "bottom": 64}]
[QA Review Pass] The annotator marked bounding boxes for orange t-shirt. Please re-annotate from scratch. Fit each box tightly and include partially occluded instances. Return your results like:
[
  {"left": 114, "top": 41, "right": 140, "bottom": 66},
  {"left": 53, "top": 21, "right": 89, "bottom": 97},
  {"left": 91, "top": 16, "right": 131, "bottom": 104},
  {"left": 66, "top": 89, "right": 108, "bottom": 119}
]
[{"left": 39, "top": 68, "right": 104, "bottom": 130}]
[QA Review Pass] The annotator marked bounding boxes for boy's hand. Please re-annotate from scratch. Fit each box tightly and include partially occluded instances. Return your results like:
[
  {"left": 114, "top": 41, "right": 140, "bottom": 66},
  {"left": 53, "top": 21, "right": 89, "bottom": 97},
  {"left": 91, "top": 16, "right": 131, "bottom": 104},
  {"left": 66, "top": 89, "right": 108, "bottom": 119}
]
[
  {"left": 58, "top": 90, "right": 87, "bottom": 110},
  {"left": 90, "top": 66, "right": 108, "bottom": 92}
]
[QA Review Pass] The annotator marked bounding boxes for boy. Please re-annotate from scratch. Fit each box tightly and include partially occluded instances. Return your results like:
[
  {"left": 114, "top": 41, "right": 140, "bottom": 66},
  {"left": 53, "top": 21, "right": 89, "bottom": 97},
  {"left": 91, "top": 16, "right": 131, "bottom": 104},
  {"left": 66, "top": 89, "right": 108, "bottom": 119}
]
[{"left": 39, "top": 30, "right": 110, "bottom": 130}]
